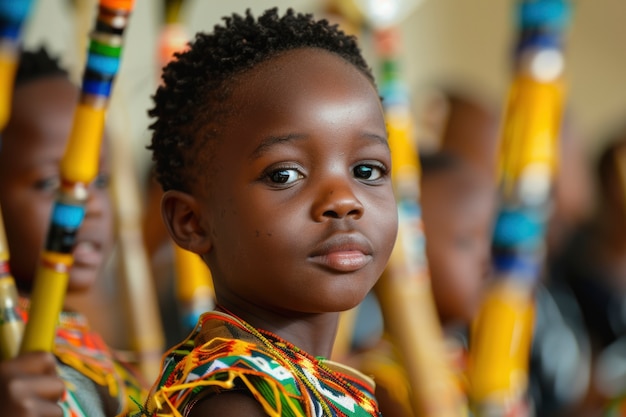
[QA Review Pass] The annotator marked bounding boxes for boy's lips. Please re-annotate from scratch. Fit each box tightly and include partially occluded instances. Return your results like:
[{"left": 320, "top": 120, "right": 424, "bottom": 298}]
[
  {"left": 71, "top": 241, "right": 103, "bottom": 269},
  {"left": 309, "top": 234, "right": 373, "bottom": 272}
]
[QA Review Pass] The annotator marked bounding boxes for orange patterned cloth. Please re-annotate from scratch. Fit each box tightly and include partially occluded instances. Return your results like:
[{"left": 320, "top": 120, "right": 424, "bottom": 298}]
[{"left": 19, "top": 298, "right": 146, "bottom": 417}]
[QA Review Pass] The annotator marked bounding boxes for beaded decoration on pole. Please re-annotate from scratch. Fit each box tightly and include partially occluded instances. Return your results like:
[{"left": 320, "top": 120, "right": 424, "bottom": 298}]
[
  {"left": 19, "top": 0, "right": 136, "bottom": 354},
  {"left": 369, "top": 12, "right": 467, "bottom": 417},
  {"left": 0, "top": 0, "right": 35, "bottom": 127},
  {"left": 467, "top": 1, "right": 572, "bottom": 416}
]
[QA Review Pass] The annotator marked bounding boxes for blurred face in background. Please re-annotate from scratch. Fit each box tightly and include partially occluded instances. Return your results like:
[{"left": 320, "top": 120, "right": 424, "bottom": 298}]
[
  {"left": 421, "top": 161, "right": 495, "bottom": 326},
  {"left": 0, "top": 76, "right": 114, "bottom": 295}
]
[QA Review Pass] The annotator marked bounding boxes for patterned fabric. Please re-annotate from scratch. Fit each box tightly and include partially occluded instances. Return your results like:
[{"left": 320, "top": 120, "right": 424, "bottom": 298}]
[
  {"left": 606, "top": 396, "right": 626, "bottom": 417},
  {"left": 140, "top": 310, "right": 382, "bottom": 417},
  {"left": 19, "top": 298, "right": 146, "bottom": 417}
]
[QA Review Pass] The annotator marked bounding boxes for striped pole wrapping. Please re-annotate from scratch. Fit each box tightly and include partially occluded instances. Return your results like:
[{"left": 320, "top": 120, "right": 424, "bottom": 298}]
[
  {"left": 373, "top": 26, "right": 467, "bottom": 417},
  {"left": 19, "top": 0, "right": 136, "bottom": 354},
  {"left": 0, "top": 0, "right": 34, "bottom": 127},
  {"left": 467, "top": 2, "right": 572, "bottom": 415}
]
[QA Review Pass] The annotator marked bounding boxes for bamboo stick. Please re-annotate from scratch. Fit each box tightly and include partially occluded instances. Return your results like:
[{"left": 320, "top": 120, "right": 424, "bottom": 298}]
[
  {"left": 20, "top": 0, "right": 137, "bottom": 354},
  {"left": 374, "top": 25, "right": 466, "bottom": 417}
]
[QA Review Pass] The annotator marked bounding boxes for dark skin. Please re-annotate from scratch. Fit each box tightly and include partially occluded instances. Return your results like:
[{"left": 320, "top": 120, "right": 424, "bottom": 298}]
[
  {"left": 354, "top": 162, "right": 495, "bottom": 417},
  {"left": 438, "top": 93, "right": 499, "bottom": 178},
  {"left": 0, "top": 77, "right": 113, "bottom": 293},
  {"left": 0, "top": 76, "right": 113, "bottom": 416},
  {"left": 0, "top": 352, "right": 66, "bottom": 417},
  {"left": 421, "top": 163, "right": 495, "bottom": 327},
  {"left": 162, "top": 48, "right": 398, "bottom": 416}
]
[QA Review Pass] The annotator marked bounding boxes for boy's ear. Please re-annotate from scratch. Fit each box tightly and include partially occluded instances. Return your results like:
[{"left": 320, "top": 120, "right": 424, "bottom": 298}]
[{"left": 161, "top": 190, "right": 212, "bottom": 255}]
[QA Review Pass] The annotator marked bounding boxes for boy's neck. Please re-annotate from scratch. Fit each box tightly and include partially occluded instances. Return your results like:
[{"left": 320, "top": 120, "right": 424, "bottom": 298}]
[{"left": 217, "top": 304, "right": 340, "bottom": 358}]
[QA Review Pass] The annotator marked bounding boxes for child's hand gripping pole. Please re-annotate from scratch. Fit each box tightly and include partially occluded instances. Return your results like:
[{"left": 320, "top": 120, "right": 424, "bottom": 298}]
[
  {"left": 0, "top": 0, "right": 37, "bottom": 359},
  {"left": 467, "top": 1, "right": 571, "bottom": 414},
  {"left": 373, "top": 27, "right": 467, "bottom": 417},
  {"left": 19, "top": 0, "right": 136, "bottom": 354}
]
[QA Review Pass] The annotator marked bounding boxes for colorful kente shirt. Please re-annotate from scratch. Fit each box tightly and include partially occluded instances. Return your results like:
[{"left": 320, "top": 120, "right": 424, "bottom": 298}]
[
  {"left": 20, "top": 299, "right": 146, "bottom": 417},
  {"left": 606, "top": 395, "right": 626, "bottom": 417},
  {"left": 139, "top": 310, "right": 382, "bottom": 417}
]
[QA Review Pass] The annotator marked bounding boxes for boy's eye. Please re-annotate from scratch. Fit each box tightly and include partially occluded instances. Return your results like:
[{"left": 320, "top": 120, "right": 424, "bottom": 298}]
[
  {"left": 93, "top": 173, "right": 110, "bottom": 189},
  {"left": 268, "top": 169, "right": 303, "bottom": 184},
  {"left": 354, "top": 164, "right": 384, "bottom": 181},
  {"left": 34, "top": 176, "right": 60, "bottom": 192}
]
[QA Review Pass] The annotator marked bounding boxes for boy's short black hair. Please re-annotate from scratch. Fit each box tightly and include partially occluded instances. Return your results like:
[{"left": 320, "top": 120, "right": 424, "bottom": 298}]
[
  {"left": 15, "top": 46, "right": 68, "bottom": 87},
  {"left": 148, "top": 7, "right": 375, "bottom": 192}
]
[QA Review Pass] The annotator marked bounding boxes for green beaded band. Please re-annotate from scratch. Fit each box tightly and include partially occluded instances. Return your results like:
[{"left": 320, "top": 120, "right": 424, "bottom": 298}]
[{"left": 89, "top": 39, "right": 123, "bottom": 57}]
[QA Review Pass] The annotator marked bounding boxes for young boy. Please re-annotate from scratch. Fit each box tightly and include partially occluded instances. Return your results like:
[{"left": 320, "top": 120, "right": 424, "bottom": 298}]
[
  {"left": 141, "top": 8, "right": 398, "bottom": 417},
  {"left": 0, "top": 47, "right": 145, "bottom": 416}
]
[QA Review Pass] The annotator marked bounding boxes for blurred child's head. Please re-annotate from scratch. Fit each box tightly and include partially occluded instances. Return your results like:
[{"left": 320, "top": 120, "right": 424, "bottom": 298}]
[
  {"left": 149, "top": 8, "right": 398, "bottom": 316},
  {"left": 0, "top": 47, "right": 114, "bottom": 295},
  {"left": 420, "top": 152, "right": 495, "bottom": 326},
  {"left": 430, "top": 87, "right": 500, "bottom": 177},
  {"left": 547, "top": 115, "right": 594, "bottom": 255},
  {"left": 596, "top": 132, "right": 626, "bottom": 228}
]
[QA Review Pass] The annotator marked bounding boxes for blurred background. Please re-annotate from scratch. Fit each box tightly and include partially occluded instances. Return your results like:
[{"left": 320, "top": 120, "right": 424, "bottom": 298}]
[
  {"left": 22, "top": 0, "right": 626, "bottom": 184},
  {"left": 11, "top": 2, "right": 626, "bottom": 415}
]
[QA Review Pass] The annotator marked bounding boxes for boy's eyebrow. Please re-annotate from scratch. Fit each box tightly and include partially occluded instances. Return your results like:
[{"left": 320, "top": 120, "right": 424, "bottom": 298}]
[
  {"left": 249, "top": 132, "right": 389, "bottom": 161},
  {"left": 363, "top": 132, "right": 390, "bottom": 149},
  {"left": 249, "top": 133, "right": 308, "bottom": 161}
]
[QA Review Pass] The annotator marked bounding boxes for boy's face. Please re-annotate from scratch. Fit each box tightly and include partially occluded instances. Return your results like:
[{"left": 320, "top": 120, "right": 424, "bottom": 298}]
[
  {"left": 0, "top": 77, "right": 114, "bottom": 294},
  {"left": 422, "top": 169, "right": 494, "bottom": 326},
  {"left": 195, "top": 48, "right": 398, "bottom": 315}
]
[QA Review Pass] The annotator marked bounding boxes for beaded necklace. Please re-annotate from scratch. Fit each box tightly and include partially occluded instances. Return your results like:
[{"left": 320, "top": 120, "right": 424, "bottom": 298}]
[{"left": 215, "top": 306, "right": 381, "bottom": 417}]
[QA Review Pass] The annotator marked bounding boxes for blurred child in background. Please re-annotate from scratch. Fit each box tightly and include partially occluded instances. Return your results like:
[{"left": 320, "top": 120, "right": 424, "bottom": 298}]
[
  {"left": 345, "top": 150, "right": 496, "bottom": 417},
  {"left": 0, "top": 46, "right": 146, "bottom": 417},
  {"left": 421, "top": 151, "right": 496, "bottom": 332}
]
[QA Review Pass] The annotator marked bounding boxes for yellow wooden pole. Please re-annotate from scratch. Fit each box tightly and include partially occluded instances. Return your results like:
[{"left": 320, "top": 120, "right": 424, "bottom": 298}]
[
  {"left": 107, "top": 91, "right": 166, "bottom": 381},
  {"left": 374, "top": 24, "right": 466, "bottom": 417},
  {"left": 467, "top": 2, "right": 571, "bottom": 415},
  {"left": 20, "top": 0, "right": 137, "bottom": 353}
]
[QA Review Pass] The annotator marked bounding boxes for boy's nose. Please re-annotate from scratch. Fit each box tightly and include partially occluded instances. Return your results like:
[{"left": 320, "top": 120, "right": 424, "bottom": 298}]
[{"left": 311, "top": 180, "right": 364, "bottom": 221}]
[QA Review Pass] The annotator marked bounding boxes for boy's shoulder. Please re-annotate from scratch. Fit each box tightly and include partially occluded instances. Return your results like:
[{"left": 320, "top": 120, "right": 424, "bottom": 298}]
[
  {"left": 160, "top": 315, "right": 300, "bottom": 390},
  {"left": 145, "top": 311, "right": 305, "bottom": 416},
  {"left": 144, "top": 312, "right": 382, "bottom": 417}
]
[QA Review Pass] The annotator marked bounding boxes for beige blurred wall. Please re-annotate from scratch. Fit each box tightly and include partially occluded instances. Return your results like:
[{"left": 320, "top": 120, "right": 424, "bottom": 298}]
[{"left": 22, "top": 0, "right": 626, "bottom": 175}]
